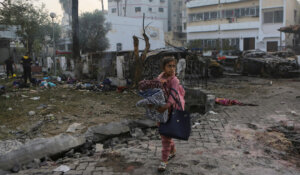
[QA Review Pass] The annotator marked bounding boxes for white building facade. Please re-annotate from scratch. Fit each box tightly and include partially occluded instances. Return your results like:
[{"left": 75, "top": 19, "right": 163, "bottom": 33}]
[
  {"left": 186, "top": 0, "right": 300, "bottom": 52},
  {"left": 108, "top": 0, "right": 169, "bottom": 32},
  {"left": 105, "top": 15, "right": 165, "bottom": 52}
]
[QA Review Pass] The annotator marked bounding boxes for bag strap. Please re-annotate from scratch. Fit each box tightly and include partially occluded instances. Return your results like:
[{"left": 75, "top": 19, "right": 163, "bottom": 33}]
[{"left": 169, "top": 88, "right": 183, "bottom": 111}]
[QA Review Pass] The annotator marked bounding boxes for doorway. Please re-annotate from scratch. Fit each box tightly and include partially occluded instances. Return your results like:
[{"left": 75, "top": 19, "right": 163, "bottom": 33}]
[
  {"left": 267, "top": 41, "right": 278, "bottom": 52},
  {"left": 243, "top": 38, "right": 255, "bottom": 50}
]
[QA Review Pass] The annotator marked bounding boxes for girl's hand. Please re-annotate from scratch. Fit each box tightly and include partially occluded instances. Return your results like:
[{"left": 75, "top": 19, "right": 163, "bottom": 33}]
[
  {"left": 156, "top": 104, "right": 170, "bottom": 113},
  {"left": 148, "top": 104, "right": 154, "bottom": 109}
]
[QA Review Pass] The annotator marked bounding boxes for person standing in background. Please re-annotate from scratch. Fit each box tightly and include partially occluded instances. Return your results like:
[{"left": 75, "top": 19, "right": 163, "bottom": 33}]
[
  {"left": 4, "top": 57, "right": 16, "bottom": 79},
  {"left": 20, "top": 53, "right": 33, "bottom": 86}
]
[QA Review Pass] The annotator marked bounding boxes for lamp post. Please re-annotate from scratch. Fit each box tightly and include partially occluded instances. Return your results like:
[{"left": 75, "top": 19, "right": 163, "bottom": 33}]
[{"left": 50, "top": 12, "right": 56, "bottom": 76}]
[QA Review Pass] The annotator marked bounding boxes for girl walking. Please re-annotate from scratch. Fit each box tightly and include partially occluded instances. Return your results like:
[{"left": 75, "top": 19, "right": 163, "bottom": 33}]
[{"left": 156, "top": 56, "right": 185, "bottom": 171}]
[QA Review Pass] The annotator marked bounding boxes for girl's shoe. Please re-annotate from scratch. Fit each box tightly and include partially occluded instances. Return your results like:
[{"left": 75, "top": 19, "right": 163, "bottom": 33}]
[
  {"left": 158, "top": 161, "right": 167, "bottom": 172},
  {"left": 168, "top": 152, "right": 176, "bottom": 161}
]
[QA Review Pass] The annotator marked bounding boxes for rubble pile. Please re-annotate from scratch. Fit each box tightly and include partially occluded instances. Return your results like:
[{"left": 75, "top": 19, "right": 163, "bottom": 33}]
[{"left": 241, "top": 50, "right": 299, "bottom": 77}]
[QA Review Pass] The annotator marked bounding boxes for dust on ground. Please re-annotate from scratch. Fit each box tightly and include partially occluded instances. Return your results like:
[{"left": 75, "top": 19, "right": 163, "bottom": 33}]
[{"left": 0, "top": 78, "right": 144, "bottom": 140}]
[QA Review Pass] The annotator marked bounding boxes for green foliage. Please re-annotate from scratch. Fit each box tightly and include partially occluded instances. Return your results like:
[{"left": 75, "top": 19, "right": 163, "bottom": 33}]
[
  {"left": 0, "top": 0, "right": 61, "bottom": 54},
  {"left": 79, "top": 10, "right": 109, "bottom": 53}
]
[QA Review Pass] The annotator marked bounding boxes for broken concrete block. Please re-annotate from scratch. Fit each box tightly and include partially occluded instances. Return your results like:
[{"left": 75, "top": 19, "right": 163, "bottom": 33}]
[
  {"left": 66, "top": 123, "right": 84, "bottom": 133},
  {"left": 85, "top": 121, "right": 130, "bottom": 143},
  {"left": 0, "top": 134, "right": 85, "bottom": 171},
  {"left": 95, "top": 144, "right": 104, "bottom": 153}
]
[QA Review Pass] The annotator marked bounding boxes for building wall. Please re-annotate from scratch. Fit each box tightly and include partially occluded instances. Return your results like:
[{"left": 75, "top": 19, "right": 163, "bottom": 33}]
[
  {"left": 108, "top": 0, "right": 169, "bottom": 32},
  {"left": 186, "top": 0, "right": 300, "bottom": 51},
  {"left": 105, "top": 15, "right": 165, "bottom": 52},
  {"left": 262, "top": 0, "right": 283, "bottom": 8}
]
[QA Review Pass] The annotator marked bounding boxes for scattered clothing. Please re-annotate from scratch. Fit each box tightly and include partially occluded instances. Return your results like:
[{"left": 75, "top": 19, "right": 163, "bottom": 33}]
[
  {"left": 136, "top": 88, "right": 169, "bottom": 123},
  {"left": 215, "top": 98, "right": 258, "bottom": 106}
]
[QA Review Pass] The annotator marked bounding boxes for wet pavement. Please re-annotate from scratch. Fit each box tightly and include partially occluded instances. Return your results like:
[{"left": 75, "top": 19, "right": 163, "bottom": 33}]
[{"left": 6, "top": 77, "right": 300, "bottom": 175}]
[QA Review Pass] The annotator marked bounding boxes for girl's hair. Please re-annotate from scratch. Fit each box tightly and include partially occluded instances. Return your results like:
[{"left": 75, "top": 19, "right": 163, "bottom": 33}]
[{"left": 161, "top": 56, "right": 177, "bottom": 70}]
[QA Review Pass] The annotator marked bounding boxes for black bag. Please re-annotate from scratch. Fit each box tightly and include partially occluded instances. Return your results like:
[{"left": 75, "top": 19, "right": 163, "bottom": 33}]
[{"left": 158, "top": 88, "right": 191, "bottom": 140}]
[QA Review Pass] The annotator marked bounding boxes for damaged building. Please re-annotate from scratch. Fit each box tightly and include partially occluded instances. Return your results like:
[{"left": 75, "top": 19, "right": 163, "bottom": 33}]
[{"left": 186, "top": 0, "right": 300, "bottom": 52}]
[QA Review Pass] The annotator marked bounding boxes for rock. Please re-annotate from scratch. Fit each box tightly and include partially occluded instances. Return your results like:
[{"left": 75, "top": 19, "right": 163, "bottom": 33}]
[
  {"left": 0, "top": 170, "right": 10, "bottom": 175},
  {"left": 30, "top": 121, "right": 44, "bottom": 132},
  {"left": 0, "top": 140, "right": 23, "bottom": 155},
  {"left": 7, "top": 107, "right": 12, "bottom": 111},
  {"left": 85, "top": 121, "right": 130, "bottom": 142},
  {"left": 0, "top": 134, "right": 85, "bottom": 171},
  {"left": 53, "top": 165, "right": 70, "bottom": 173},
  {"left": 65, "top": 149, "right": 74, "bottom": 157},
  {"left": 129, "top": 119, "right": 157, "bottom": 129},
  {"left": 11, "top": 164, "right": 20, "bottom": 173},
  {"left": 246, "top": 123, "right": 258, "bottom": 130},
  {"left": 36, "top": 104, "right": 47, "bottom": 110},
  {"left": 95, "top": 144, "right": 104, "bottom": 153},
  {"left": 140, "top": 136, "right": 150, "bottom": 141},
  {"left": 58, "top": 120, "right": 63, "bottom": 125},
  {"left": 130, "top": 128, "right": 144, "bottom": 138},
  {"left": 28, "top": 111, "right": 36, "bottom": 116},
  {"left": 66, "top": 123, "right": 84, "bottom": 133}
]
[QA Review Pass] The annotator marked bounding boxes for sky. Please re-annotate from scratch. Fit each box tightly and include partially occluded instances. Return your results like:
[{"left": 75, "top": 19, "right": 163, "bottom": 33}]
[{"left": 33, "top": 0, "right": 108, "bottom": 22}]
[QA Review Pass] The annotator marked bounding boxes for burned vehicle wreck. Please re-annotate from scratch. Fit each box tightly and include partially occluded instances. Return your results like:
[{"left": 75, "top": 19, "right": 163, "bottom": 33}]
[{"left": 241, "top": 50, "right": 299, "bottom": 78}]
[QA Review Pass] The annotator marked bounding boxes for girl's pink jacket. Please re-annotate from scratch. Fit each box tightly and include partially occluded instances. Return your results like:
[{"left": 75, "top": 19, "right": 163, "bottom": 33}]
[{"left": 157, "top": 73, "right": 185, "bottom": 110}]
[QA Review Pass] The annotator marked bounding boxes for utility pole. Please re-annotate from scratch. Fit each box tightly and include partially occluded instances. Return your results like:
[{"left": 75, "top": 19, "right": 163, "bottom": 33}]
[{"left": 50, "top": 12, "right": 56, "bottom": 75}]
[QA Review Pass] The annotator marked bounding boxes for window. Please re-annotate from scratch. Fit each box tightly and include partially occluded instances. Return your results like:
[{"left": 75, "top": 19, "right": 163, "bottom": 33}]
[
  {"left": 250, "top": 7, "right": 256, "bottom": 16},
  {"left": 204, "top": 12, "right": 210, "bottom": 20},
  {"left": 241, "top": 8, "right": 246, "bottom": 17},
  {"left": 210, "top": 11, "right": 218, "bottom": 20},
  {"left": 149, "top": 8, "right": 152, "bottom": 12},
  {"left": 135, "top": 7, "right": 141, "bottom": 12},
  {"left": 274, "top": 10, "right": 283, "bottom": 23},
  {"left": 116, "top": 43, "right": 122, "bottom": 51},
  {"left": 159, "top": 8, "right": 164, "bottom": 12},
  {"left": 111, "top": 8, "right": 116, "bottom": 13},
  {"left": 263, "top": 10, "right": 283, "bottom": 23},
  {"left": 225, "top": 9, "right": 234, "bottom": 18},
  {"left": 149, "top": 0, "right": 153, "bottom": 2},
  {"left": 160, "top": 0, "right": 165, "bottom": 3},
  {"left": 235, "top": 9, "right": 240, "bottom": 17},
  {"left": 196, "top": 13, "right": 203, "bottom": 21},
  {"left": 264, "top": 11, "right": 273, "bottom": 23}
]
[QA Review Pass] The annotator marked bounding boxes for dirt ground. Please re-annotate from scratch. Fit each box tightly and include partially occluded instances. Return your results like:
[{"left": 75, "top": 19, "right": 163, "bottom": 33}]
[{"left": 0, "top": 78, "right": 144, "bottom": 140}]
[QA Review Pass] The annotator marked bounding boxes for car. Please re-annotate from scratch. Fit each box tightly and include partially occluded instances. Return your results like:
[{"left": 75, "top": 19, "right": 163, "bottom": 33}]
[{"left": 241, "top": 50, "right": 299, "bottom": 77}]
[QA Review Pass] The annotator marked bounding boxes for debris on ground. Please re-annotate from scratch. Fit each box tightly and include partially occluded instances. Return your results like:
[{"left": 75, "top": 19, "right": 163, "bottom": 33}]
[
  {"left": 215, "top": 98, "right": 258, "bottom": 106},
  {"left": 53, "top": 165, "right": 70, "bottom": 172}
]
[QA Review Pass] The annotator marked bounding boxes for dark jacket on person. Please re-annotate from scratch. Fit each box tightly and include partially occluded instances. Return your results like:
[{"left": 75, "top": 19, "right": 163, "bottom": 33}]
[
  {"left": 5, "top": 59, "right": 14, "bottom": 70},
  {"left": 20, "top": 56, "right": 32, "bottom": 69}
]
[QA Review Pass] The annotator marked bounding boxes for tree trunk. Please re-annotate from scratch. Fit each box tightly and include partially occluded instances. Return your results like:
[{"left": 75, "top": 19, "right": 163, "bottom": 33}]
[
  {"left": 101, "top": 0, "right": 104, "bottom": 12},
  {"left": 133, "top": 36, "right": 141, "bottom": 87},
  {"left": 72, "top": 0, "right": 82, "bottom": 79},
  {"left": 132, "top": 14, "right": 151, "bottom": 87}
]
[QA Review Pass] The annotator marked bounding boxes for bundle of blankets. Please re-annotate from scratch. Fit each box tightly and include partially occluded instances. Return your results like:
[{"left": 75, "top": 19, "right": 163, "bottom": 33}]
[{"left": 136, "top": 80, "right": 169, "bottom": 123}]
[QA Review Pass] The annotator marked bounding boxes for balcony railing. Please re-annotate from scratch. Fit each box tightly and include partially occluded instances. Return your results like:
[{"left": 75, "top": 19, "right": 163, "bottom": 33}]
[{"left": 187, "top": 0, "right": 250, "bottom": 8}]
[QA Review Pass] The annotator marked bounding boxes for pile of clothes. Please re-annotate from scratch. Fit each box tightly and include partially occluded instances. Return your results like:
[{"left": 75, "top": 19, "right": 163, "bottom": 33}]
[{"left": 136, "top": 80, "right": 168, "bottom": 123}]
